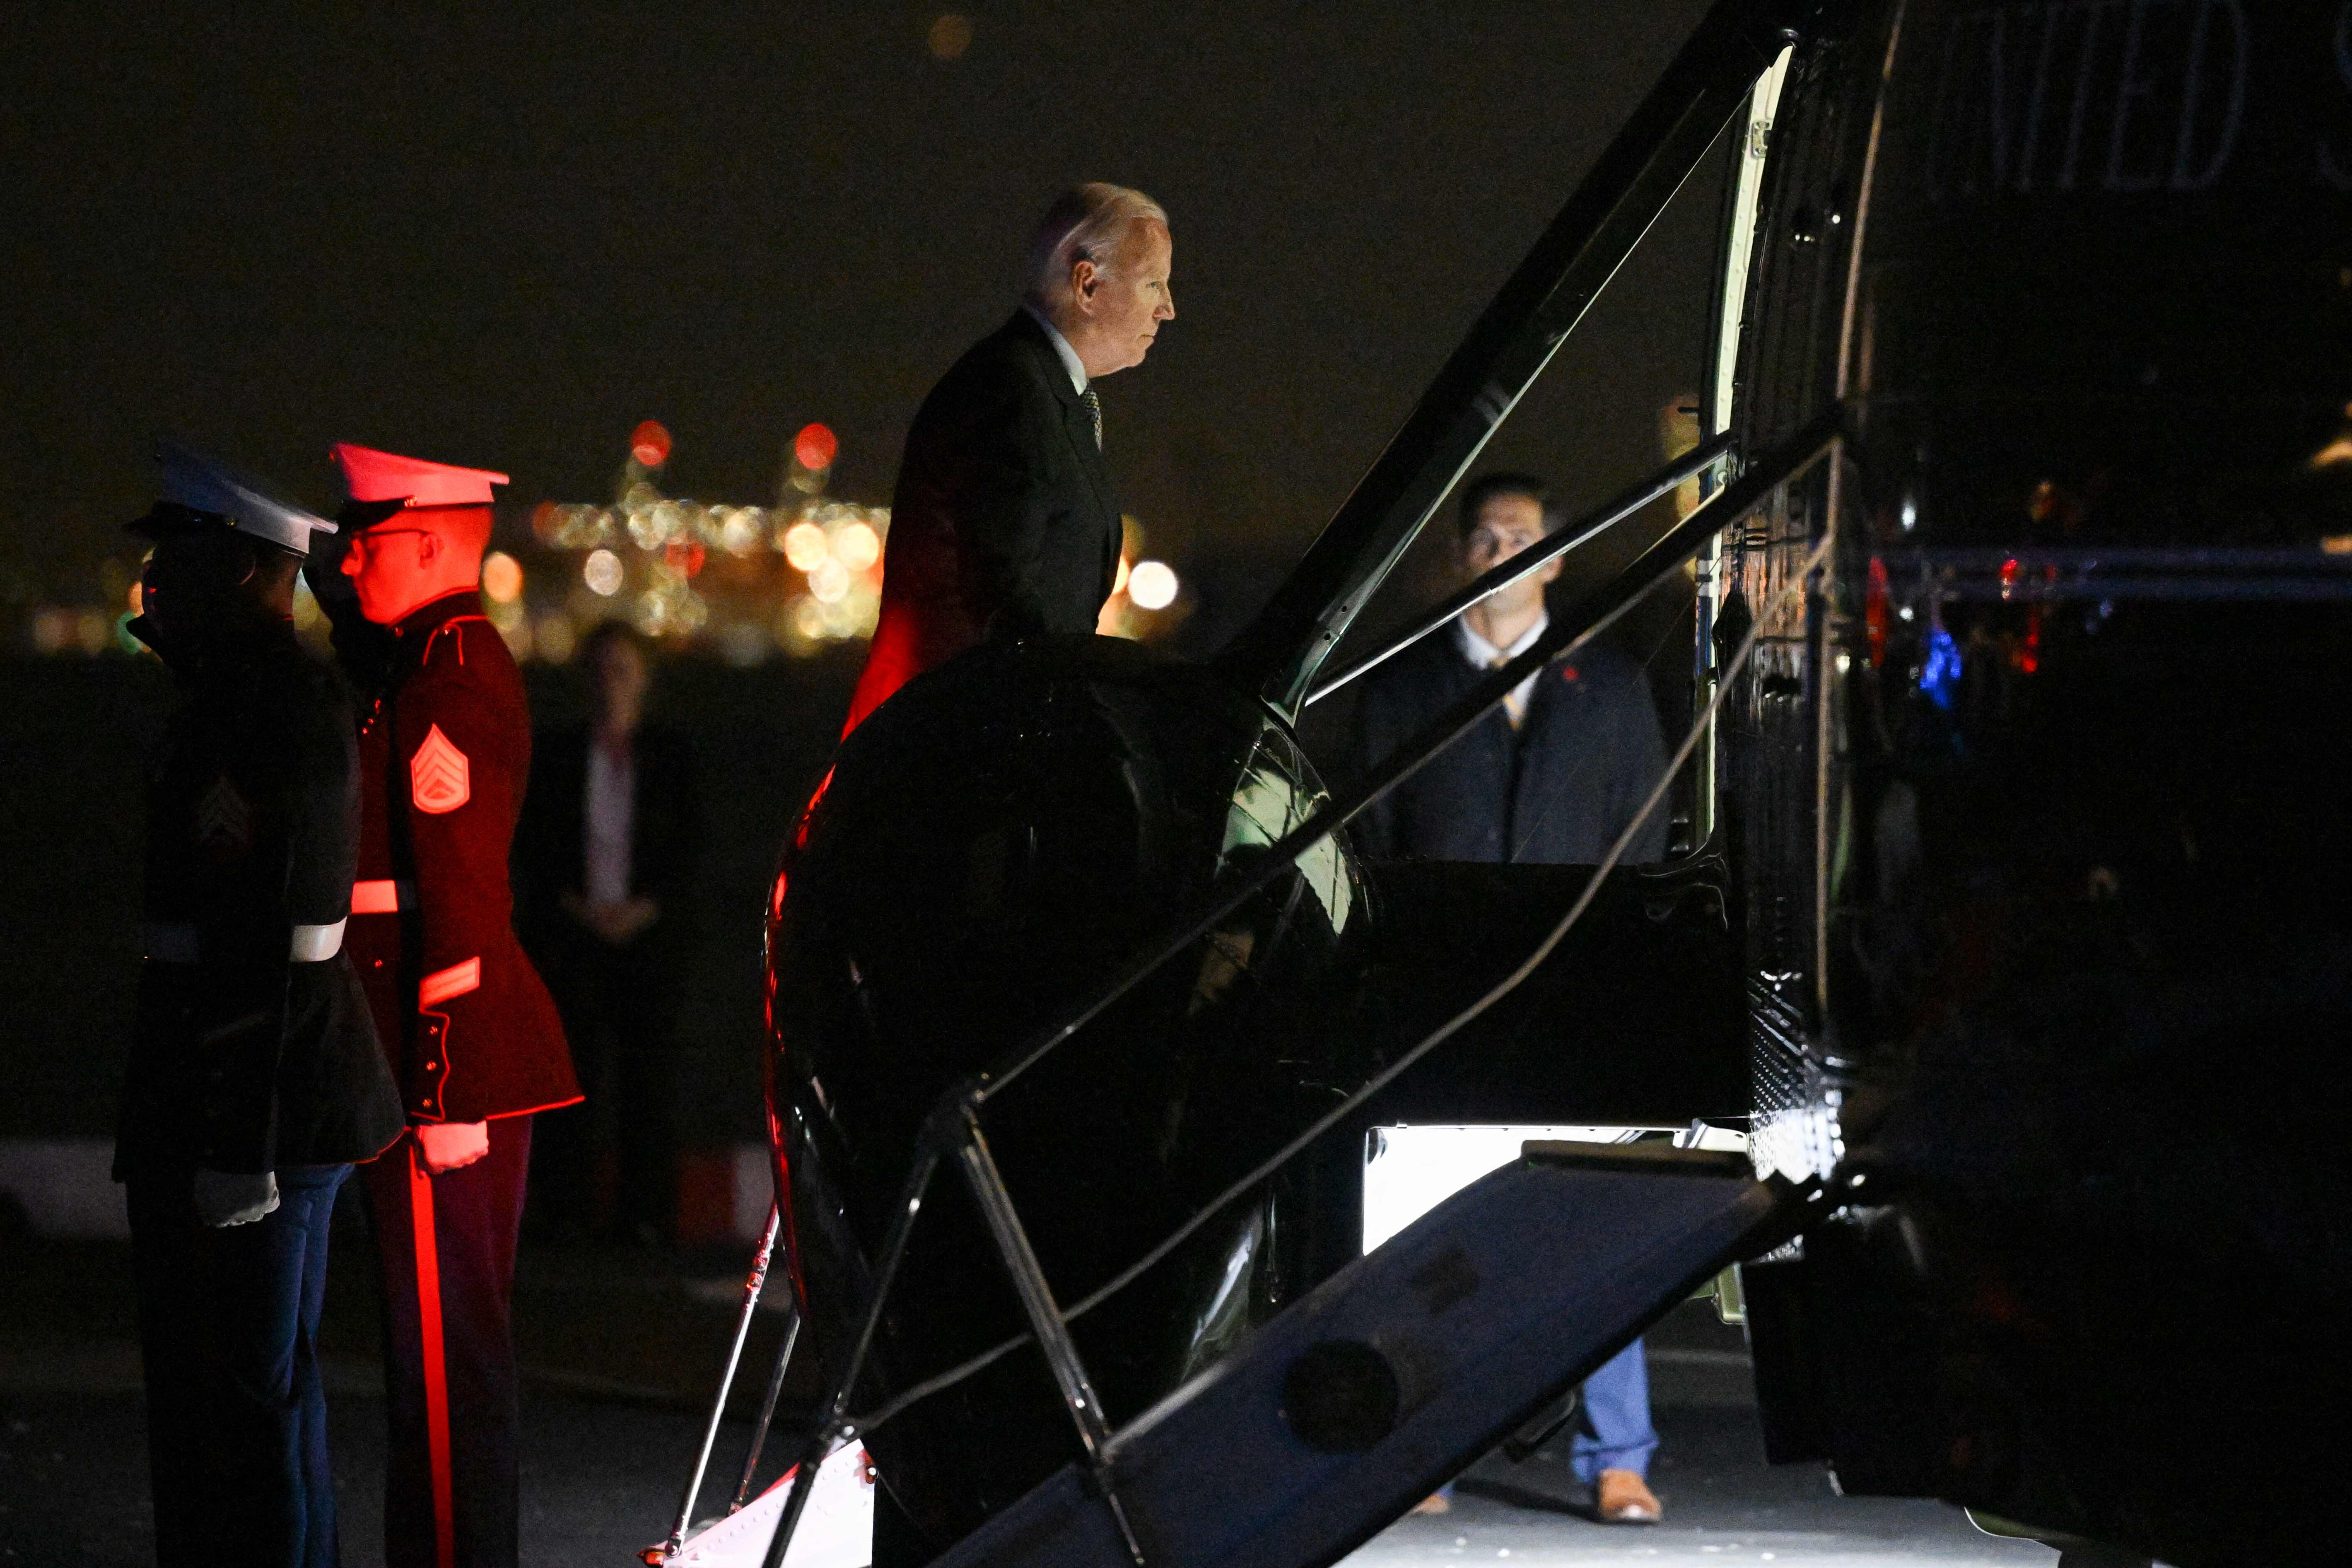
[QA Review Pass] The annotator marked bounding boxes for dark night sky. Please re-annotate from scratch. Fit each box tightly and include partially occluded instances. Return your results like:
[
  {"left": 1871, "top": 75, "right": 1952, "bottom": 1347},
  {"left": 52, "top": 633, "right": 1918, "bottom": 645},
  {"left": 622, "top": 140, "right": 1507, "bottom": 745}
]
[{"left": 2, "top": 2, "right": 1725, "bottom": 627}]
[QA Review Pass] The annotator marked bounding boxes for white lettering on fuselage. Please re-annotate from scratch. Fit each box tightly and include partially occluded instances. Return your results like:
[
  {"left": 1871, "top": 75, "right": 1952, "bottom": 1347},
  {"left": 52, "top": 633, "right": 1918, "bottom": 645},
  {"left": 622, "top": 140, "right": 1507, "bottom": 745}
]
[{"left": 1925, "top": 0, "right": 2248, "bottom": 200}]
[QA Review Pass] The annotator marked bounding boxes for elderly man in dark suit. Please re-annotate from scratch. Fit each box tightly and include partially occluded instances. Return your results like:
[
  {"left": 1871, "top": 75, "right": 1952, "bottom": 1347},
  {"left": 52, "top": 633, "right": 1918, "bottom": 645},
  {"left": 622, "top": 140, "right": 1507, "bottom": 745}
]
[
  {"left": 845, "top": 181, "right": 1174, "bottom": 731},
  {"left": 1354, "top": 472, "right": 1672, "bottom": 1526}
]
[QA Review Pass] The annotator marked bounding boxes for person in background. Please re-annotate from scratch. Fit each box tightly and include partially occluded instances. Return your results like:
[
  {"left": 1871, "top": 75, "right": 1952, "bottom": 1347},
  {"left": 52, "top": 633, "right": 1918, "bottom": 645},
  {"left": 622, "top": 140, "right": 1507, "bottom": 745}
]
[
  {"left": 1353, "top": 471, "right": 1671, "bottom": 1526},
  {"left": 517, "top": 620, "right": 702, "bottom": 1247},
  {"left": 320, "top": 441, "right": 581, "bottom": 1568},
  {"left": 843, "top": 181, "right": 1175, "bottom": 732},
  {"left": 118, "top": 442, "right": 405, "bottom": 1567}
]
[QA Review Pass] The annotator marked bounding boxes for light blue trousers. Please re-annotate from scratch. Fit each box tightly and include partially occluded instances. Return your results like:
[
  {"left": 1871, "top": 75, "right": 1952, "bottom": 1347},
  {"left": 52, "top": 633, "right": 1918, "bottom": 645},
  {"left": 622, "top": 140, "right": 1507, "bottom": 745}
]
[{"left": 1569, "top": 1337, "right": 1659, "bottom": 1481}]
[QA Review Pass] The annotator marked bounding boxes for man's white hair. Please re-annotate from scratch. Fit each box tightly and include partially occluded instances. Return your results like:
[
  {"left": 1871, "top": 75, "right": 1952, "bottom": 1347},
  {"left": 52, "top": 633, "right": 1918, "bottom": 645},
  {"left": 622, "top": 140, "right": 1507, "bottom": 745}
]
[{"left": 1024, "top": 183, "right": 1168, "bottom": 308}]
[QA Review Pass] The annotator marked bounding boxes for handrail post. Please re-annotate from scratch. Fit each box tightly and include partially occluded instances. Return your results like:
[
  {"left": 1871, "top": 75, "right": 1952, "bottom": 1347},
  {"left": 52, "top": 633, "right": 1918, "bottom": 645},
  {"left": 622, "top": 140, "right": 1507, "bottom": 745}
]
[
  {"left": 758, "top": 1142, "right": 945, "bottom": 1568},
  {"left": 730, "top": 1300, "right": 803, "bottom": 1513},
  {"left": 953, "top": 1102, "right": 1151, "bottom": 1566},
  {"left": 655, "top": 1205, "right": 781, "bottom": 1563}
]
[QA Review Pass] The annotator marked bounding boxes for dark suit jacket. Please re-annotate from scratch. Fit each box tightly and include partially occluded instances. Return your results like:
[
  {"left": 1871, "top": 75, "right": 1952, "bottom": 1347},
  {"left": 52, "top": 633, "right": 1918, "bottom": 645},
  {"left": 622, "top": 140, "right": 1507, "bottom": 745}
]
[
  {"left": 515, "top": 724, "right": 703, "bottom": 955},
  {"left": 847, "top": 309, "right": 1122, "bottom": 729},
  {"left": 118, "top": 617, "right": 405, "bottom": 1176},
  {"left": 1352, "top": 629, "right": 1670, "bottom": 867}
]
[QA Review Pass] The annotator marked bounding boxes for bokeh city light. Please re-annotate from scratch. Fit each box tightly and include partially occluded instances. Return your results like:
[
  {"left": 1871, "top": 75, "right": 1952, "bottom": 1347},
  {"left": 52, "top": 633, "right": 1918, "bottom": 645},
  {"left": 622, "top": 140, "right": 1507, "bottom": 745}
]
[
  {"left": 631, "top": 420, "right": 673, "bottom": 469},
  {"left": 481, "top": 551, "right": 524, "bottom": 604},
  {"left": 1128, "top": 559, "right": 1179, "bottom": 610},
  {"left": 793, "top": 423, "right": 838, "bottom": 473},
  {"left": 927, "top": 13, "right": 974, "bottom": 60},
  {"left": 507, "top": 422, "right": 890, "bottom": 664},
  {"left": 584, "top": 549, "right": 625, "bottom": 596}
]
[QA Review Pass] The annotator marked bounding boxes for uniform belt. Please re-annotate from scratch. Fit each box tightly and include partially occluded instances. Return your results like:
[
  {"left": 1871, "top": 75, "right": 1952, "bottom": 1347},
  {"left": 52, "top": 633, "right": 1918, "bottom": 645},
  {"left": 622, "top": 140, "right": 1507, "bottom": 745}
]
[
  {"left": 290, "top": 919, "right": 347, "bottom": 961},
  {"left": 352, "top": 878, "right": 417, "bottom": 914},
  {"left": 144, "top": 920, "right": 347, "bottom": 963}
]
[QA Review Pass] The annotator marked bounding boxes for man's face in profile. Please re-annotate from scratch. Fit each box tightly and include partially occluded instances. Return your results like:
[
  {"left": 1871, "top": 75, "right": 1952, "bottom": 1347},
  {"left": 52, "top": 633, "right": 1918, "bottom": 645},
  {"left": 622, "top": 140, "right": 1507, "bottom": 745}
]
[
  {"left": 1080, "top": 220, "right": 1175, "bottom": 374},
  {"left": 342, "top": 524, "right": 438, "bottom": 625},
  {"left": 140, "top": 534, "right": 241, "bottom": 643}
]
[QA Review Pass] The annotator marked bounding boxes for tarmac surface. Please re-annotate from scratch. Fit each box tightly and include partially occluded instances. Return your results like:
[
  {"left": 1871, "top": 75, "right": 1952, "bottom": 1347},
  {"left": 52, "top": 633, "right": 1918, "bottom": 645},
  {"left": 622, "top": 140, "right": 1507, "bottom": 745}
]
[{"left": 0, "top": 1226, "right": 2057, "bottom": 1567}]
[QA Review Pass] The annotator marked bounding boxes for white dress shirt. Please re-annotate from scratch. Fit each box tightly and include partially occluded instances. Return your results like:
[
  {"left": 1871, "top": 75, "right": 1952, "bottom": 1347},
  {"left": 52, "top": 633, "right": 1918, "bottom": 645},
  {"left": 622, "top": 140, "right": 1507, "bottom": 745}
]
[
  {"left": 1023, "top": 304, "right": 1089, "bottom": 393},
  {"left": 1457, "top": 611, "right": 1548, "bottom": 722},
  {"left": 584, "top": 743, "right": 635, "bottom": 907}
]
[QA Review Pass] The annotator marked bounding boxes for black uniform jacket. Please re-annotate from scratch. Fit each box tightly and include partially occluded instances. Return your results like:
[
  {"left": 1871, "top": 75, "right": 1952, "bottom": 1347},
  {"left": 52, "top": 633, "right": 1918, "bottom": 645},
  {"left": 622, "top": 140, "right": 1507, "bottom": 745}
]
[
  {"left": 846, "top": 309, "right": 1122, "bottom": 729},
  {"left": 343, "top": 591, "right": 579, "bottom": 1124},
  {"left": 514, "top": 724, "right": 703, "bottom": 953},
  {"left": 116, "top": 616, "right": 405, "bottom": 1177},
  {"left": 1352, "top": 629, "right": 1671, "bottom": 866}
]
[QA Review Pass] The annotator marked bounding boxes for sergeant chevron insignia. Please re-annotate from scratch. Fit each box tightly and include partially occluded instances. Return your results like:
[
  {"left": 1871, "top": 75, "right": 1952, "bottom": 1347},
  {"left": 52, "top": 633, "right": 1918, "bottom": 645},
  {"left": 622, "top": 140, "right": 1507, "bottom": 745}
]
[
  {"left": 410, "top": 724, "right": 471, "bottom": 813},
  {"left": 195, "top": 773, "right": 253, "bottom": 858}
]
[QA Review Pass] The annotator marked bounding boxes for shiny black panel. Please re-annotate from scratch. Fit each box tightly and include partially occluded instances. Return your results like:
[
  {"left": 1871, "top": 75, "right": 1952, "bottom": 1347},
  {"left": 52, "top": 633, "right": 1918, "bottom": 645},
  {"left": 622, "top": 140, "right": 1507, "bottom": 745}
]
[
  {"left": 1357, "top": 857, "right": 1745, "bottom": 1127},
  {"left": 1727, "top": 2, "right": 2352, "bottom": 1557}
]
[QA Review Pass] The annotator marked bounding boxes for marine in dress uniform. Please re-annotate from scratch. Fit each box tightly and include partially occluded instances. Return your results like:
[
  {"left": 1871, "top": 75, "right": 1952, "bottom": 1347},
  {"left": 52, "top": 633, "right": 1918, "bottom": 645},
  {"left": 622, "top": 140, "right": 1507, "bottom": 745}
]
[
  {"left": 117, "top": 442, "right": 406, "bottom": 1568},
  {"left": 1352, "top": 473, "right": 1671, "bottom": 1527},
  {"left": 316, "top": 442, "right": 579, "bottom": 1568}
]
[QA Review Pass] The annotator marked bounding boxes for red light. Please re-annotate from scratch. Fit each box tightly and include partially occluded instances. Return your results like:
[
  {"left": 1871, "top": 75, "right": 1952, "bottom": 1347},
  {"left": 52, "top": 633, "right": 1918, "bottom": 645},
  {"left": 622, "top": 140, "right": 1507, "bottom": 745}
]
[
  {"left": 632, "top": 420, "right": 673, "bottom": 468},
  {"left": 791, "top": 767, "right": 835, "bottom": 853},
  {"left": 794, "top": 423, "right": 838, "bottom": 472},
  {"left": 841, "top": 612, "right": 919, "bottom": 737},
  {"left": 663, "top": 540, "right": 706, "bottom": 578},
  {"left": 1865, "top": 555, "right": 1889, "bottom": 668},
  {"left": 2021, "top": 606, "right": 2043, "bottom": 675}
]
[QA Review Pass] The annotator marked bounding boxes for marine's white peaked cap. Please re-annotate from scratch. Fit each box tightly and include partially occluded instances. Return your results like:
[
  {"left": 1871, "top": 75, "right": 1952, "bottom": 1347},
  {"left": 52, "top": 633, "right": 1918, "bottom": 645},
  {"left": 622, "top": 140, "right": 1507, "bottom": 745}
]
[
  {"left": 154, "top": 438, "right": 338, "bottom": 556},
  {"left": 330, "top": 442, "right": 509, "bottom": 509}
]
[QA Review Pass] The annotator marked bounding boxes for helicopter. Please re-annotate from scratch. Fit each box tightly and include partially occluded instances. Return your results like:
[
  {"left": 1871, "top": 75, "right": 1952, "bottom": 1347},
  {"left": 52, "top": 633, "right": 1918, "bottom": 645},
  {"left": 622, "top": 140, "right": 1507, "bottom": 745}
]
[{"left": 655, "top": 2, "right": 2352, "bottom": 1565}]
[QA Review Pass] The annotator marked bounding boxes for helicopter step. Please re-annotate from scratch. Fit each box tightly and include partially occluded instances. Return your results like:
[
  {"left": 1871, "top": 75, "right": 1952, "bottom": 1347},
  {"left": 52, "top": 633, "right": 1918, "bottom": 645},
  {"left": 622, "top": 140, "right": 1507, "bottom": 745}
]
[
  {"left": 659, "top": 1440, "right": 876, "bottom": 1568},
  {"left": 931, "top": 1141, "right": 1785, "bottom": 1568}
]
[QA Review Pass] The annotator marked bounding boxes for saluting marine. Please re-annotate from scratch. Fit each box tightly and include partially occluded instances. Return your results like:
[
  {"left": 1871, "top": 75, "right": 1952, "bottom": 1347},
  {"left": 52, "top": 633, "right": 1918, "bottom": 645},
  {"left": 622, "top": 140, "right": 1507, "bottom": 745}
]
[
  {"left": 315, "top": 442, "right": 578, "bottom": 1568},
  {"left": 118, "top": 441, "right": 405, "bottom": 1568}
]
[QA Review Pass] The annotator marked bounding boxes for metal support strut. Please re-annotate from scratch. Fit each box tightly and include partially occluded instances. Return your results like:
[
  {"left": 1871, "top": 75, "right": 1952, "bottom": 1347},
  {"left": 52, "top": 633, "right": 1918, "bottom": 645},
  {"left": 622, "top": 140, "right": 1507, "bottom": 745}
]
[
  {"left": 955, "top": 1104, "right": 1150, "bottom": 1567},
  {"left": 732, "top": 1300, "right": 805, "bottom": 1513},
  {"left": 653, "top": 1205, "right": 783, "bottom": 1565}
]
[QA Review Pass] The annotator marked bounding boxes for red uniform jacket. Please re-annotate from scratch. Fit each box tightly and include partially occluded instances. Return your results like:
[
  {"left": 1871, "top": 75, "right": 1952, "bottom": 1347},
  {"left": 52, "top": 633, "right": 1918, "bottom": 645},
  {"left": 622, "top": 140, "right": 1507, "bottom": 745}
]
[{"left": 345, "top": 591, "right": 579, "bottom": 1124}]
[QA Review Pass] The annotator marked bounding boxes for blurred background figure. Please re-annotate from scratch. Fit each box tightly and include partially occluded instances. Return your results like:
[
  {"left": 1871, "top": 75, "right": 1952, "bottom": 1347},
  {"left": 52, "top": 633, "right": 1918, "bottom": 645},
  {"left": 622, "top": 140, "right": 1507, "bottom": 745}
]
[
  {"left": 1353, "top": 471, "right": 1669, "bottom": 1525},
  {"left": 519, "top": 621, "right": 703, "bottom": 1248}
]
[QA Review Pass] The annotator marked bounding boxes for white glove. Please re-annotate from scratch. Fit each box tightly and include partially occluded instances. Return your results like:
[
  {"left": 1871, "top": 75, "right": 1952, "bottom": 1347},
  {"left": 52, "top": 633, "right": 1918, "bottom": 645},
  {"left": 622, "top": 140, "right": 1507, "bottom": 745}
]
[
  {"left": 193, "top": 1168, "right": 280, "bottom": 1228},
  {"left": 415, "top": 1121, "right": 491, "bottom": 1174}
]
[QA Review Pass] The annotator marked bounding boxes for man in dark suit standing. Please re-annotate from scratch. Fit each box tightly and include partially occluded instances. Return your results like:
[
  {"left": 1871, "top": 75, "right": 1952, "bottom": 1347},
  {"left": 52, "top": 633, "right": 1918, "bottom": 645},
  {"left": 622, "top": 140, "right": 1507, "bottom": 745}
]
[
  {"left": 1353, "top": 473, "right": 1669, "bottom": 868},
  {"left": 844, "top": 181, "right": 1175, "bottom": 731},
  {"left": 516, "top": 620, "right": 703, "bottom": 1247},
  {"left": 1353, "top": 473, "right": 1671, "bottom": 1526}
]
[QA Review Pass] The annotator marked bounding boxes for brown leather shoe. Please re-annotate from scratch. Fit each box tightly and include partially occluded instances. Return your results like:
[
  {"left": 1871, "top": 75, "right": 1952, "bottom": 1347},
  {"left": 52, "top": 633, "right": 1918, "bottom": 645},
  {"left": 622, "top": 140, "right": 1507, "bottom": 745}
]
[{"left": 1596, "top": 1469, "right": 1662, "bottom": 1524}]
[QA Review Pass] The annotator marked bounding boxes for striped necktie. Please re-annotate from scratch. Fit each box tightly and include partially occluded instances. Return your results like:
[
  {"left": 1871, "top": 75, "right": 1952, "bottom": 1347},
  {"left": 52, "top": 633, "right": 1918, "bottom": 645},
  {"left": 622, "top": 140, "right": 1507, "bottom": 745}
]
[
  {"left": 1490, "top": 654, "right": 1528, "bottom": 730},
  {"left": 1082, "top": 386, "right": 1102, "bottom": 450}
]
